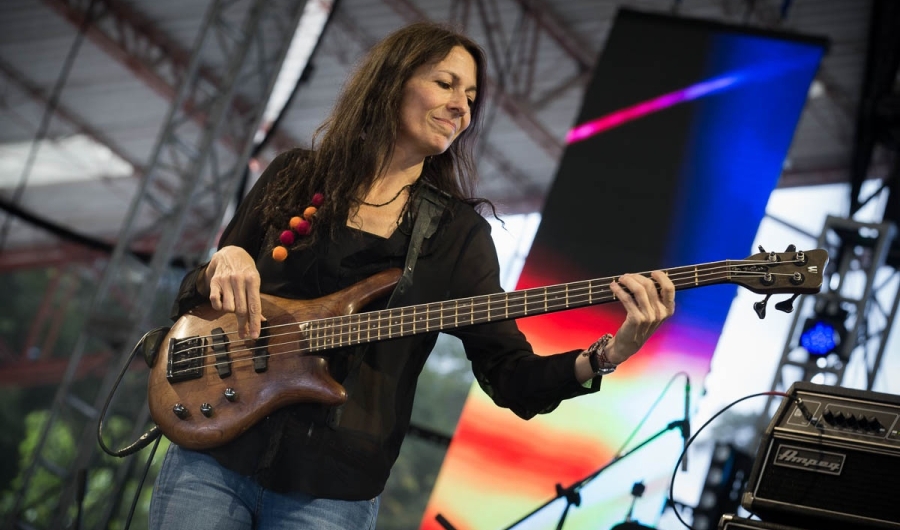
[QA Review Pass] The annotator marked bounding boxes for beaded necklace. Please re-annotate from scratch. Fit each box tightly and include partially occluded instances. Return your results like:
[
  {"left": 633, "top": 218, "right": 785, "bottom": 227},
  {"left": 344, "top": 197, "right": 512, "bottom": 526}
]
[{"left": 271, "top": 192, "right": 324, "bottom": 262}]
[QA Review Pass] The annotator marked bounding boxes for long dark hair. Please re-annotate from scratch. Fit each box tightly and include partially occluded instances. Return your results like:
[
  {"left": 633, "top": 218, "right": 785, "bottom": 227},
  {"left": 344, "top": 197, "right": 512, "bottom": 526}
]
[{"left": 260, "top": 22, "right": 488, "bottom": 248}]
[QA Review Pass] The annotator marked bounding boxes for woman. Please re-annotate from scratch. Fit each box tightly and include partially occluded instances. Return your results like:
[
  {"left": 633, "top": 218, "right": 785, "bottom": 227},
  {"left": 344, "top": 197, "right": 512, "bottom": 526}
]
[{"left": 150, "top": 21, "right": 675, "bottom": 530}]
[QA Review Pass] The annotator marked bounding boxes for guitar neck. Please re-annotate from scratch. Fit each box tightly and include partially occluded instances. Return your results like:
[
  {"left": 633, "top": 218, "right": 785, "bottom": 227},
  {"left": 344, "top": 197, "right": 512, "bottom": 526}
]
[{"left": 304, "top": 260, "right": 731, "bottom": 351}]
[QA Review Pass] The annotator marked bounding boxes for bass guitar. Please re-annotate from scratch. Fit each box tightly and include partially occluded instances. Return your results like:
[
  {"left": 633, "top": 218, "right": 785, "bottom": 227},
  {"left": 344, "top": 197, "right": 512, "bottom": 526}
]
[{"left": 144, "top": 247, "right": 827, "bottom": 450}]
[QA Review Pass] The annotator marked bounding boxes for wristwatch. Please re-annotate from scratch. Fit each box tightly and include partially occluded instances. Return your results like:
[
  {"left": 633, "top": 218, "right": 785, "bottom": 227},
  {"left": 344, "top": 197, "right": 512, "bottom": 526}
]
[{"left": 587, "top": 333, "right": 617, "bottom": 376}]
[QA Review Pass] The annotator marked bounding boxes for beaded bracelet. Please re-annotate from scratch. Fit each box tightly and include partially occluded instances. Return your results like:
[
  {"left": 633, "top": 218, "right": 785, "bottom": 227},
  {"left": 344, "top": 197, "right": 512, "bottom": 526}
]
[{"left": 584, "top": 333, "right": 616, "bottom": 375}]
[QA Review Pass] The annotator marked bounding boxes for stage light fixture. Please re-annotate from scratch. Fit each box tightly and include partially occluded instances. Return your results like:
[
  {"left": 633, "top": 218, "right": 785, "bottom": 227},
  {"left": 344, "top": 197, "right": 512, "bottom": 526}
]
[{"left": 799, "top": 305, "right": 849, "bottom": 359}]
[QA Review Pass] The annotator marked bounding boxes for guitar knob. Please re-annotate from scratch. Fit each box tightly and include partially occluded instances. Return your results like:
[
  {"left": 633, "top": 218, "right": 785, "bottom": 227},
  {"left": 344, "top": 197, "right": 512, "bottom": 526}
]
[
  {"left": 173, "top": 403, "right": 188, "bottom": 419},
  {"left": 224, "top": 388, "right": 237, "bottom": 402},
  {"left": 200, "top": 403, "right": 213, "bottom": 417}
]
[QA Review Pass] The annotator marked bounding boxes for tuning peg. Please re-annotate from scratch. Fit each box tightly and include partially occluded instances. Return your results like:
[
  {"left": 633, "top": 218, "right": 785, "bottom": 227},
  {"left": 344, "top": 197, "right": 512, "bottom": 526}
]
[
  {"left": 754, "top": 295, "right": 770, "bottom": 319},
  {"left": 785, "top": 244, "right": 796, "bottom": 252},
  {"left": 758, "top": 245, "right": 767, "bottom": 253},
  {"left": 774, "top": 293, "right": 801, "bottom": 313}
]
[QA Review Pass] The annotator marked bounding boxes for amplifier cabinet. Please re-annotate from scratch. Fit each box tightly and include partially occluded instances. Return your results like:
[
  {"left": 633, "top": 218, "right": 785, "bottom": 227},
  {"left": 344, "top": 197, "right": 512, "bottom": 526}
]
[{"left": 742, "top": 382, "right": 900, "bottom": 529}]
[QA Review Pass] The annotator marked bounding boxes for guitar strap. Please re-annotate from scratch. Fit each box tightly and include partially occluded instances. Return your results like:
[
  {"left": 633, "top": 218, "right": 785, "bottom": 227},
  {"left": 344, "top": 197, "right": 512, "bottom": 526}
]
[{"left": 327, "top": 182, "right": 450, "bottom": 429}]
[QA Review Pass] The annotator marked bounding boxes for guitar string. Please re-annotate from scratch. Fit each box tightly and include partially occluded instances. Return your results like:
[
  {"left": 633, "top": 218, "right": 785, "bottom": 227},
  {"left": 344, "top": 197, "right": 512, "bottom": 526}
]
[
  {"left": 186, "top": 261, "right": 793, "bottom": 348},
  {"left": 165, "top": 265, "right": 804, "bottom": 374},
  {"left": 167, "top": 264, "right": 789, "bottom": 372},
  {"left": 163, "top": 263, "right": 810, "bottom": 376},
  {"left": 173, "top": 258, "right": 784, "bottom": 347}
]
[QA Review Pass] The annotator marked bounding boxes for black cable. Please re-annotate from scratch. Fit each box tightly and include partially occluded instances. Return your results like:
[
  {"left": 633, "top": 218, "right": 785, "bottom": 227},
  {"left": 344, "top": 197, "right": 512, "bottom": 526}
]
[
  {"left": 96, "top": 327, "right": 166, "bottom": 458},
  {"left": 122, "top": 435, "right": 162, "bottom": 530},
  {"left": 0, "top": 0, "right": 100, "bottom": 251},
  {"left": 667, "top": 390, "right": 793, "bottom": 530}
]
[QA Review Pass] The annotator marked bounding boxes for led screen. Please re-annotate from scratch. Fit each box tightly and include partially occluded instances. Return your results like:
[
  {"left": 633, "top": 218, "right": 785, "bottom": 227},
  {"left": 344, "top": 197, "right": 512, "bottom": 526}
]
[{"left": 423, "top": 9, "right": 827, "bottom": 530}]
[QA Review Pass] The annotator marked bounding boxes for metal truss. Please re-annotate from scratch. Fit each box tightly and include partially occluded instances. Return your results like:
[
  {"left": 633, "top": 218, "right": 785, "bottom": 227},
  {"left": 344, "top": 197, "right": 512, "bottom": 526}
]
[
  {"left": 4, "top": 1, "right": 307, "bottom": 528},
  {"left": 760, "top": 215, "right": 899, "bottom": 422},
  {"left": 42, "top": 0, "right": 302, "bottom": 156}
]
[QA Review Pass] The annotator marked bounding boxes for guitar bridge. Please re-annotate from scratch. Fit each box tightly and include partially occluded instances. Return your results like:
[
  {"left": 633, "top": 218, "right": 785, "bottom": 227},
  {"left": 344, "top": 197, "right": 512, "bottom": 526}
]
[{"left": 167, "top": 336, "right": 205, "bottom": 383}]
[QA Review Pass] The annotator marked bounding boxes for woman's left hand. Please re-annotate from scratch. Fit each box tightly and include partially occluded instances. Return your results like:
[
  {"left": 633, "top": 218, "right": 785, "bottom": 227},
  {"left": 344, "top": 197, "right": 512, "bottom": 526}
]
[{"left": 605, "top": 270, "right": 676, "bottom": 365}]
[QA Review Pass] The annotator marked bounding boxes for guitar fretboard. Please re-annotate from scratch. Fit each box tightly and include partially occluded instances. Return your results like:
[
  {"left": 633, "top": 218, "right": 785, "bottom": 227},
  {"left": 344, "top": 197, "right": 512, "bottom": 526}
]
[{"left": 303, "top": 261, "right": 731, "bottom": 351}]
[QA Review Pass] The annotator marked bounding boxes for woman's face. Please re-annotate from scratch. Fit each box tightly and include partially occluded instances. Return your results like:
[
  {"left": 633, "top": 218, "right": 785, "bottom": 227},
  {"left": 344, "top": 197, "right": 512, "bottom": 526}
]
[{"left": 396, "top": 46, "right": 478, "bottom": 160}]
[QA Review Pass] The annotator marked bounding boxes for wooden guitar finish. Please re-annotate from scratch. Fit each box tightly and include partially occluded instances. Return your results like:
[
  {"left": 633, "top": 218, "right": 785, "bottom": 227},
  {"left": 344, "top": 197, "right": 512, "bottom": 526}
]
[
  {"left": 146, "top": 248, "right": 828, "bottom": 450},
  {"left": 147, "top": 268, "right": 402, "bottom": 450}
]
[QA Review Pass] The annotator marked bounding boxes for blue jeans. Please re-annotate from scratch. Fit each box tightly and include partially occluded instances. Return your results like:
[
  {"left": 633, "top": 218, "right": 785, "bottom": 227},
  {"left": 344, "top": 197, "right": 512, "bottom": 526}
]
[{"left": 149, "top": 444, "right": 380, "bottom": 530}]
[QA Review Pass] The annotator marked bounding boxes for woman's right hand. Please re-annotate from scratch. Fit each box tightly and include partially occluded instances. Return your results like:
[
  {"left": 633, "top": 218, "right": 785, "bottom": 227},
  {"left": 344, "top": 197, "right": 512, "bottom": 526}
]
[{"left": 200, "top": 245, "right": 262, "bottom": 339}]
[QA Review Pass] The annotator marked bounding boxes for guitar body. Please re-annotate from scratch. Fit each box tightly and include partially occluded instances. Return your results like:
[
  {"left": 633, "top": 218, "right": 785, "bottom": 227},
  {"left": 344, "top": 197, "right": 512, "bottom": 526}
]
[{"left": 147, "top": 268, "right": 402, "bottom": 450}]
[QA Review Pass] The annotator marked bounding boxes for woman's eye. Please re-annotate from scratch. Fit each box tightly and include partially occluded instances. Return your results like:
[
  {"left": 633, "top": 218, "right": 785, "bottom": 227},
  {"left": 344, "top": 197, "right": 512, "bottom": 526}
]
[{"left": 436, "top": 81, "right": 451, "bottom": 88}]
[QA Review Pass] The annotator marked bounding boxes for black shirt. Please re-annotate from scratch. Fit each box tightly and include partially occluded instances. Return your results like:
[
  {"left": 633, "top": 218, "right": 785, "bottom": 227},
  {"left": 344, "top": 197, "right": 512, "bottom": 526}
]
[{"left": 170, "top": 149, "right": 600, "bottom": 500}]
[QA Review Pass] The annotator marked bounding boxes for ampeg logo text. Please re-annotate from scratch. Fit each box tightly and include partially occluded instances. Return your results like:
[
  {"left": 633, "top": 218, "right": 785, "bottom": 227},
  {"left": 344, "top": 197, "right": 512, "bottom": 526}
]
[{"left": 773, "top": 444, "right": 845, "bottom": 475}]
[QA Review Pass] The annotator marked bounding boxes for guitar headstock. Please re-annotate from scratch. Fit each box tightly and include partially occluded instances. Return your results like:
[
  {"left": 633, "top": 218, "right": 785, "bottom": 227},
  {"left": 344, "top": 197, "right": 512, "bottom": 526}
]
[
  {"left": 731, "top": 247, "right": 828, "bottom": 295},
  {"left": 729, "top": 246, "right": 829, "bottom": 319}
]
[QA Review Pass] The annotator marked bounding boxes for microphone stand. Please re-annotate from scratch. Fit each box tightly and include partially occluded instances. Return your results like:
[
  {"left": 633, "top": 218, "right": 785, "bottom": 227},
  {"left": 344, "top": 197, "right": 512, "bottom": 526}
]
[{"left": 498, "top": 420, "right": 685, "bottom": 530}]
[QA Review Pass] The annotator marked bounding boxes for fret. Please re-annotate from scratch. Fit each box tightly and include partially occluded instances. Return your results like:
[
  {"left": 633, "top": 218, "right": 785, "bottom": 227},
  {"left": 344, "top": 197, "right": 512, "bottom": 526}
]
[
  {"left": 412, "top": 306, "right": 416, "bottom": 335},
  {"left": 694, "top": 266, "right": 699, "bottom": 286},
  {"left": 523, "top": 291, "right": 527, "bottom": 316},
  {"left": 486, "top": 296, "right": 491, "bottom": 322},
  {"left": 588, "top": 280, "right": 592, "bottom": 304}
]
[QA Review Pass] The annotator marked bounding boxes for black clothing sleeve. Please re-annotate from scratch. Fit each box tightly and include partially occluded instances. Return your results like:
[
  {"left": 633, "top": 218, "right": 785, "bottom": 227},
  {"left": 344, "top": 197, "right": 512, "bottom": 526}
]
[{"left": 445, "top": 214, "right": 600, "bottom": 420}]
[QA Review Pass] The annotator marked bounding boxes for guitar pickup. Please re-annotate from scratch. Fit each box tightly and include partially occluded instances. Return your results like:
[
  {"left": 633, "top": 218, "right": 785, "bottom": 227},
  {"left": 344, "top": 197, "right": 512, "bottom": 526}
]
[
  {"left": 167, "top": 336, "right": 205, "bottom": 383},
  {"left": 253, "top": 321, "right": 270, "bottom": 373},
  {"left": 211, "top": 327, "right": 231, "bottom": 378}
]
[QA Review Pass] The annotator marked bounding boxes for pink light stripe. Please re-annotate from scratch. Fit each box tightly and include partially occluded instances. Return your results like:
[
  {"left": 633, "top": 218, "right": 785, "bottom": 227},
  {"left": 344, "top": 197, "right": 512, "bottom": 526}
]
[{"left": 566, "top": 75, "right": 740, "bottom": 144}]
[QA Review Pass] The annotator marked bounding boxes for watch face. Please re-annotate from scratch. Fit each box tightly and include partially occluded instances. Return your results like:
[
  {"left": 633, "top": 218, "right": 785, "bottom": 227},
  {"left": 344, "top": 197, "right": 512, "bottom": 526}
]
[{"left": 594, "top": 364, "right": 616, "bottom": 375}]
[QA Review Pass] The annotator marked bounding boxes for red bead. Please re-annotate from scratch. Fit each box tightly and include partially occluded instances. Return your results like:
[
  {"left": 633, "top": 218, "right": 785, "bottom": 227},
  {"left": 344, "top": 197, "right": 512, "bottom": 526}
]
[
  {"left": 279, "top": 230, "right": 295, "bottom": 245},
  {"left": 294, "top": 219, "right": 311, "bottom": 235},
  {"left": 311, "top": 193, "right": 324, "bottom": 207}
]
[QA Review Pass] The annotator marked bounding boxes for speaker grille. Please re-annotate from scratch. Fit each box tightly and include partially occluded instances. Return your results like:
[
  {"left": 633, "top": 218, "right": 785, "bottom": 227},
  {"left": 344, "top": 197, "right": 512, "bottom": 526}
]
[{"left": 748, "top": 437, "right": 900, "bottom": 528}]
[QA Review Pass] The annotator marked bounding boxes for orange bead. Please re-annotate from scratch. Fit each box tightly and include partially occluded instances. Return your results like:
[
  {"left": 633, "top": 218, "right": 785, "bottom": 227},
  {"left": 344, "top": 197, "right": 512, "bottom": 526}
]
[
  {"left": 289, "top": 216, "right": 303, "bottom": 230},
  {"left": 303, "top": 206, "right": 317, "bottom": 220},
  {"left": 272, "top": 246, "right": 288, "bottom": 262}
]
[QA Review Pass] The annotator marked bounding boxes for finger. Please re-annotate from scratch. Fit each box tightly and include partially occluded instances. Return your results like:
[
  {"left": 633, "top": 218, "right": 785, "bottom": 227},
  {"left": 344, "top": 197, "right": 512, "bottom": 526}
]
[
  {"left": 651, "top": 270, "right": 676, "bottom": 317},
  {"left": 617, "top": 274, "right": 654, "bottom": 317},
  {"left": 246, "top": 276, "right": 262, "bottom": 339},
  {"left": 208, "top": 277, "right": 224, "bottom": 311},
  {"left": 230, "top": 275, "right": 251, "bottom": 338}
]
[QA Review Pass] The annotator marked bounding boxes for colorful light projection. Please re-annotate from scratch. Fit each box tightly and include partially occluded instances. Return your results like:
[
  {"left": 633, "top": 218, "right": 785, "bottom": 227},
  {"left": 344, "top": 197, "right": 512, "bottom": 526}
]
[{"left": 423, "top": 9, "right": 826, "bottom": 530}]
